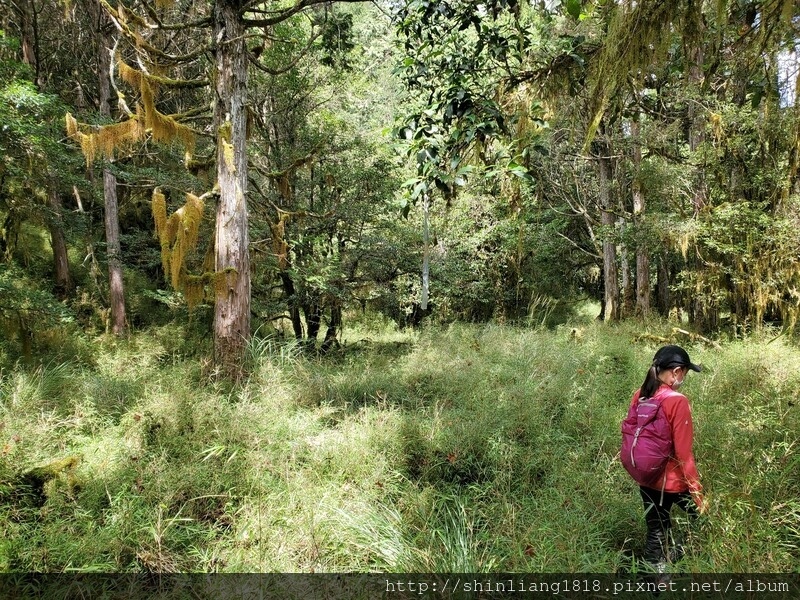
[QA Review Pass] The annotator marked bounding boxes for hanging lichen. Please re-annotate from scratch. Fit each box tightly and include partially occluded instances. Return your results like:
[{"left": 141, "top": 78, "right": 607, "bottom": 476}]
[
  {"left": 65, "top": 56, "right": 196, "bottom": 167},
  {"left": 97, "top": 115, "right": 145, "bottom": 158},
  {"left": 270, "top": 215, "right": 290, "bottom": 270},
  {"left": 584, "top": 1, "right": 680, "bottom": 148},
  {"left": 183, "top": 275, "right": 206, "bottom": 310},
  {"left": 152, "top": 188, "right": 170, "bottom": 275},
  {"left": 118, "top": 59, "right": 145, "bottom": 92},
  {"left": 65, "top": 110, "right": 146, "bottom": 166},
  {"left": 65, "top": 113, "right": 97, "bottom": 165},
  {"left": 152, "top": 189, "right": 212, "bottom": 308},
  {"left": 171, "top": 193, "right": 204, "bottom": 290},
  {"left": 139, "top": 77, "right": 195, "bottom": 154},
  {"left": 673, "top": 198, "right": 800, "bottom": 334}
]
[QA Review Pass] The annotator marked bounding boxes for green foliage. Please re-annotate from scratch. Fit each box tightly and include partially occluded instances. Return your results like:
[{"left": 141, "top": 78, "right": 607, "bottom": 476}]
[
  {"left": 0, "top": 264, "right": 73, "bottom": 324},
  {"left": 317, "top": 12, "right": 356, "bottom": 70},
  {"left": 390, "top": 187, "right": 589, "bottom": 325},
  {"left": 391, "top": 0, "right": 800, "bottom": 335},
  {"left": 394, "top": 0, "right": 543, "bottom": 204},
  {"left": 0, "top": 263, "right": 91, "bottom": 367},
  {"left": 3, "top": 0, "right": 800, "bottom": 575},
  {"left": 0, "top": 45, "right": 75, "bottom": 182}
]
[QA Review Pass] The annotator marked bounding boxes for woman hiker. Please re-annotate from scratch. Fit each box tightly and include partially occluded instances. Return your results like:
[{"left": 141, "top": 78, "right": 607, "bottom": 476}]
[{"left": 621, "top": 345, "right": 708, "bottom": 571}]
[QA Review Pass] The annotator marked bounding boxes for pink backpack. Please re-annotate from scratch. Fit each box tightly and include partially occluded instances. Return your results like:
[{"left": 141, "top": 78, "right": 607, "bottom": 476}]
[{"left": 620, "top": 389, "right": 675, "bottom": 488}]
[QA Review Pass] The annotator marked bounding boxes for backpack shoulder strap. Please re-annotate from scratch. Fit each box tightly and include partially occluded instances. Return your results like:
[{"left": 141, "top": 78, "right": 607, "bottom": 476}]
[{"left": 651, "top": 386, "right": 687, "bottom": 403}]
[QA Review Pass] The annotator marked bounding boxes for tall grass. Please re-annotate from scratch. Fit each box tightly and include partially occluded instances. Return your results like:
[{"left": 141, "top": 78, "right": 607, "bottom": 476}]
[{"left": 0, "top": 320, "right": 798, "bottom": 573}]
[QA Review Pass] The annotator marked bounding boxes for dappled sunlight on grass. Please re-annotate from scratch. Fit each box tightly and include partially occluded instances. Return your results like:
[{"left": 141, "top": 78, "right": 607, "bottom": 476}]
[{"left": 0, "top": 321, "right": 798, "bottom": 572}]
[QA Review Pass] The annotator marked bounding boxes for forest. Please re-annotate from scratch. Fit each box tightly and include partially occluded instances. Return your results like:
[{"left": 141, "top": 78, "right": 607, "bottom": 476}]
[{"left": 1, "top": 0, "right": 799, "bottom": 581}]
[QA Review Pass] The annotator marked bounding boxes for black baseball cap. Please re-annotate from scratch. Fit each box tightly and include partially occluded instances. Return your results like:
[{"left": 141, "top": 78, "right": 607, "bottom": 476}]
[{"left": 653, "top": 345, "right": 702, "bottom": 372}]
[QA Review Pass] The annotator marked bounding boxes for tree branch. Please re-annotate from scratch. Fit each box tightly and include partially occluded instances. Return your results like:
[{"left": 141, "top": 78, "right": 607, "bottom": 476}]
[
  {"left": 98, "top": 0, "right": 211, "bottom": 63},
  {"left": 242, "top": 0, "right": 366, "bottom": 27},
  {"left": 247, "top": 27, "right": 322, "bottom": 76}
]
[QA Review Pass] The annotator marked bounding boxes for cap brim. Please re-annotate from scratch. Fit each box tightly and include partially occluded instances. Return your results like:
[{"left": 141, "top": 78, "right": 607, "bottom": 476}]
[{"left": 688, "top": 363, "right": 702, "bottom": 372}]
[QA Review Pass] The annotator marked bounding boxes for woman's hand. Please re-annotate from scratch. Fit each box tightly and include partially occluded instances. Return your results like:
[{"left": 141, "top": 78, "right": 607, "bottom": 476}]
[{"left": 694, "top": 491, "right": 709, "bottom": 515}]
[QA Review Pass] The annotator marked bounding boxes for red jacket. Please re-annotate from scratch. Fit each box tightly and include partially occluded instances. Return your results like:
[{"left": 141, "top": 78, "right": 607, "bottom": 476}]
[{"left": 629, "top": 384, "right": 703, "bottom": 503}]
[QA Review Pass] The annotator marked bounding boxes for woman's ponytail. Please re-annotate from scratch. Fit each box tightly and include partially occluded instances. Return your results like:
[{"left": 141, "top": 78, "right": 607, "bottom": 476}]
[{"left": 640, "top": 364, "right": 661, "bottom": 399}]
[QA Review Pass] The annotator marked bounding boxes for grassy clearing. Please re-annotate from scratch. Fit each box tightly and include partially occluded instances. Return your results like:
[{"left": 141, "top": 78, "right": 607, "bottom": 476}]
[{"left": 0, "top": 319, "right": 798, "bottom": 573}]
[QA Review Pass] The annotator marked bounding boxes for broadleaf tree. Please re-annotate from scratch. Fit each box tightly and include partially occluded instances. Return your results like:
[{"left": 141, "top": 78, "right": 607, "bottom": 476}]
[{"left": 395, "top": 0, "right": 800, "bottom": 332}]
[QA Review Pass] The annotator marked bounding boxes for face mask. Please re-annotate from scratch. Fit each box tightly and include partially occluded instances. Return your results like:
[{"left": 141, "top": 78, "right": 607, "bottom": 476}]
[{"left": 671, "top": 369, "right": 685, "bottom": 389}]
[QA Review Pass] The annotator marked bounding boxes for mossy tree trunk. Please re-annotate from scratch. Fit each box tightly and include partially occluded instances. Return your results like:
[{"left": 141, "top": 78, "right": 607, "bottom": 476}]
[
  {"left": 620, "top": 231, "right": 634, "bottom": 317},
  {"left": 212, "top": 0, "right": 250, "bottom": 379}
]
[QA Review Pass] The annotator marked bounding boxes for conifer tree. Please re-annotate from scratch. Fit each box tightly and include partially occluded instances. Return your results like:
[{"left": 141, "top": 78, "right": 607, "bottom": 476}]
[{"left": 65, "top": 0, "right": 368, "bottom": 377}]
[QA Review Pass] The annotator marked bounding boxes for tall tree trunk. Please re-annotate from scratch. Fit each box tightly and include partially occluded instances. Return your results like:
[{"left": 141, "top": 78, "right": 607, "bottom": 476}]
[
  {"left": 213, "top": 0, "right": 250, "bottom": 379},
  {"left": 20, "top": 0, "right": 71, "bottom": 296},
  {"left": 305, "top": 303, "right": 322, "bottom": 344},
  {"left": 420, "top": 194, "right": 430, "bottom": 310},
  {"left": 684, "top": 0, "right": 722, "bottom": 332},
  {"left": 656, "top": 254, "right": 670, "bottom": 317},
  {"left": 98, "top": 18, "right": 127, "bottom": 335},
  {"left": 1, "top": 212, "right": 20, "bottom": 262},
  {"left": 103, "top": 171, "right": 127, "bottom": 334},
  {"left": 47, "top": 188, "right": 72, "bottom": 297},
  {"left": 19, "top": 0, "right": 44, "bottom": 89},
  {"left": 598, "top": 143, "right": 620, "bottom": 321},
  {"left": 631, "top": 117, "right": 650, "bottom": 317},
  {"left": 322, "top": 304, "right": 342, "bottom": 352},
  {"left": 620, "top": 221, "right": 634, "bottom": 316},
  {"left": 279, "top": 272, "right": 304, "bottom": 340},
  {"left": 685, "top": 0, "right": 707, "bottom": 214}
]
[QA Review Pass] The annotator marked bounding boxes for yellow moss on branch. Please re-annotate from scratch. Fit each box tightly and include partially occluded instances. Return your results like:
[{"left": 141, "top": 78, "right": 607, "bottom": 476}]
[
  {"left": 66, "top": 106, "right": 146, "bottom": 166},
  {"left": 152, "top": 188, "right": 171, "bottom": 275},
  {"left": 65, "top": 112, "right": 79, "bottom": 138},
  {"left": 65, "top": 113, "right": 98, "bottom": 165},
  {"left": 583, "top": 1, "right": 679, "bottom": 150},
  {"left": 118, "top": 59, "right": 144, "bottom": 91},
  {"left": 140, "top": 78, "right": 196, "bottom": 154},
  {"left": 222, "top": 139, "right": 236, "bottom": 173},
  {"left": 270, "top": 216, "right": 290, "bottom": 270},
  {"left": 170, "top": 193, "right": 203, "bottom": 289},
  {"left": 152, "top": 188, "right": 168, "bottom": 238},
  {"left": 96, "top": 117, "right": 145, "bottom": 158},
  {"left": 181, "top": 193, "right": 203, "bottom": 252},
  {"left": 183, "top": 274, "right": 206, "bottom": 310}
]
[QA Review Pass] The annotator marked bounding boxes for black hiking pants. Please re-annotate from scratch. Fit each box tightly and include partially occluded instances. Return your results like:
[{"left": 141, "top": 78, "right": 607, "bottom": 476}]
[{"left": 639, "top": 486, "right": 698, "bottom": 565}]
